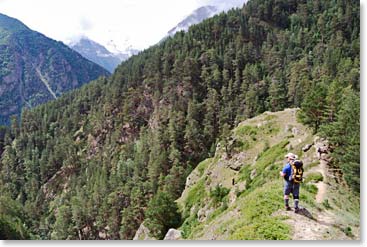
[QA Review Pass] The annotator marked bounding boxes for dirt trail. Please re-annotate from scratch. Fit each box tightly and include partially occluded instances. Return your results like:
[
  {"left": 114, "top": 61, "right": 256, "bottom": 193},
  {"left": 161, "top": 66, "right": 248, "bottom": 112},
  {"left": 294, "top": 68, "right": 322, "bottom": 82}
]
[
  {"left": 274, "top": 208, "right": 350, "bottom": 240},
  {"left": 273, "top": 151, "right": 352, "bottom": 240},
  {"left": 313, "top": 160, "right": 328, "bottom": 203}
]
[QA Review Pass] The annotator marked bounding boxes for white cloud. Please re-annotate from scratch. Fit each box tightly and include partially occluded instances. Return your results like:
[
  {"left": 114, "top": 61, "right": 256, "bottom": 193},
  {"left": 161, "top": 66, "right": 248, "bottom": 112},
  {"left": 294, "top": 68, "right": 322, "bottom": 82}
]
[
  {"left": 0, "top": 0, "right": 245, "bottom": 51},
  {"left": 79, "top": 17, "right": 93, "bottom": 32}
]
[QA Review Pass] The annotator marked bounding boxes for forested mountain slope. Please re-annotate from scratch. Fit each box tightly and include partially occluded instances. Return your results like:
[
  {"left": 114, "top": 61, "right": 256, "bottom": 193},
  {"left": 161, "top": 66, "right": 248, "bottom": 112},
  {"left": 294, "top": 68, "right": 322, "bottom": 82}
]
[
  {"left": 0, "top": 13, "right": 110, "bottom": 125},
  {"left": 0, "top": 0, "right": 359, "bottom": 240}
]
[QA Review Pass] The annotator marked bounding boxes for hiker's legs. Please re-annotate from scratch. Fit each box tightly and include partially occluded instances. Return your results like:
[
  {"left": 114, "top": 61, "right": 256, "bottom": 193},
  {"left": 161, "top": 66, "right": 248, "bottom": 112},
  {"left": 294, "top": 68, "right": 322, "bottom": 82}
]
[
  {"left": 293, "top": 183, "right": 300, "bottom": 209},
  {"left": 284, "top": 194, "right": 290, "bottom": 207},
  {"left": 283, "top": 181, "right": 292, "bottom": 208}
]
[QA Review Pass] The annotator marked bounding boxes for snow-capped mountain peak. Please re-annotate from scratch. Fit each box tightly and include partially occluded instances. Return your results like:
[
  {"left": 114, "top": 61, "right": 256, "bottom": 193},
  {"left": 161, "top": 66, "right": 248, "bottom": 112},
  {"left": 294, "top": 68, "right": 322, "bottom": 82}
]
[
  {"left": 166, "top": 0, "right": 245, "bottom": 38},
  {"left": 68, "top": 37, "right": 123, "bottom": 73},
  {"left": 167, "top": 5, "right": 218, "bottom": 36}
]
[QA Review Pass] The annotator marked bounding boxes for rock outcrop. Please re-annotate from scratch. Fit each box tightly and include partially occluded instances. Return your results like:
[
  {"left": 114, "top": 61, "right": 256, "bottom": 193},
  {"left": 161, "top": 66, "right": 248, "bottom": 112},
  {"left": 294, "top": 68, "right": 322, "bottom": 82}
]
[
  {"left": 133, "top": 223, "right": 156, "bottom": 240},
  {"left": 163, "top": 229, "right": 182, "bottom": 240}
]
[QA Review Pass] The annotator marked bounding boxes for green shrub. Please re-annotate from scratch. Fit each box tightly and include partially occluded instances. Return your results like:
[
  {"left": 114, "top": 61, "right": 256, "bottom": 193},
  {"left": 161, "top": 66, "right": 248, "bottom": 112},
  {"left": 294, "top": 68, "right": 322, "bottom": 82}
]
[
  {"left": 210, "top": 185, "right": 230, "bottom": 205},
  {"left": 322, "top": 199, "right": 332, "bottom": 209},
  {"left": 343, "top": 226, "right": 353, "bottom": 237},
  {"left": 0, "top": 216, "right": 26, "bottom": 240}
]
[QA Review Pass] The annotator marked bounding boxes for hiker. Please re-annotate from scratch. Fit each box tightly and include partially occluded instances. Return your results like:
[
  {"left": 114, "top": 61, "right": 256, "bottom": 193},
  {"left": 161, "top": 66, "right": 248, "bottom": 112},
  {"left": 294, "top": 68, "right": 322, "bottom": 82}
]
[{"left": 280, "top": 153, "right": 301, "bottom": 213}]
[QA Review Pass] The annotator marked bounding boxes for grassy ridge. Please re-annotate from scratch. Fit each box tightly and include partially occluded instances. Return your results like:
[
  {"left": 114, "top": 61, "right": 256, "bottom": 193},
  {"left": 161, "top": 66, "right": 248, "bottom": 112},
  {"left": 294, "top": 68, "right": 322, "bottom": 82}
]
[{"left": 176, "top": 109, "right": 338, "bottom": 240}]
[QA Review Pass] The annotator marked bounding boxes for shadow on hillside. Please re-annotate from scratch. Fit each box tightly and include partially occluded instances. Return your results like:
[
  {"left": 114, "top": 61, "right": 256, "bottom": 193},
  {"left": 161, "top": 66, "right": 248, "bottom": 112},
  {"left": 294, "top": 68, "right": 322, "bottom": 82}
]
[{"left": 296, "top": 207, "right": 314, "bottom": 220}]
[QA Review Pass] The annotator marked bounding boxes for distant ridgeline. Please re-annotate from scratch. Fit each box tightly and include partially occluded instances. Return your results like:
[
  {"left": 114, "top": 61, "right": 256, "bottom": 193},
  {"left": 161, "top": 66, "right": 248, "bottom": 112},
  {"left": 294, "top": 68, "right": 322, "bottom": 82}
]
[
  {"left": 0, "top": 13, "right": 110, "bottom": 125},
  {"left": 0, "top": 0, "right": 359, "bottom": 240}
]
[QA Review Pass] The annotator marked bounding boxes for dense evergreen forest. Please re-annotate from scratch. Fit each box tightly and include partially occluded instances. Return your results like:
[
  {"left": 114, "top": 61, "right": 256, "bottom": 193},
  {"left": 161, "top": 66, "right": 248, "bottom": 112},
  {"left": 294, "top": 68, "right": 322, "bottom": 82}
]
[{"left": 0, "top": 0, "right": 359, "bottom": 240}]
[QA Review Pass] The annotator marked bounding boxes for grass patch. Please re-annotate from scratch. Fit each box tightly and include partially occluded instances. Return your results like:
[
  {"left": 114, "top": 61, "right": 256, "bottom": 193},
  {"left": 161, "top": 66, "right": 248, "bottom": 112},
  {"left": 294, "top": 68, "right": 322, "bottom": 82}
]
[
  {"left": 256, "top": 139, "right": 289, "bottom": 170},
  {"left": 179, "top": 214, "right": 199, "bottom": 239},
  {"left": 232, "top": 139, "right": 250, "bottom": 152},
  {"left": 305, "top": 161, "right": 319, "bottom": 171},
  {"left": 232, "top": 125, "right": 258, "bottom": 151},
  {"left": 238, "top": 165, "right": 251, "bottom": 184},
  {"left": 303, "top": 183, "right": 318, "bottom": 195},
  {"left": 229, "top": 218, "right": 290, "bottom": 240},
  {"left": 196, "top": 158, "right": 212, "bottom": 176},
  {"left": 235, "top": 125, "right": 258, "bottom": 137},
  {"left": 181, "top": 179, "right": 206, "bottom": 219},
  {"left": 207, "top": 202, "right": 228, "bottom": 223},
  {"left": 228, "top": 181, "right": 291, "bottom": 240},
  {"left": 264, "top": 114, "right": 277, "bottom": 121},
  {"left": 179, "top": 178, "right": 208, "bottom": 239},
  {"left": 304, "top": 172, "right": 323, "bottom": 183},
  {"left": 299, "top": 186, "right": 317, "bottom": 207},
  {"left": 238, "top": 139, "right": 289, "bottom": 196},
  {"left": 259, "top": 122, "right": 280, "bottom": 135}
]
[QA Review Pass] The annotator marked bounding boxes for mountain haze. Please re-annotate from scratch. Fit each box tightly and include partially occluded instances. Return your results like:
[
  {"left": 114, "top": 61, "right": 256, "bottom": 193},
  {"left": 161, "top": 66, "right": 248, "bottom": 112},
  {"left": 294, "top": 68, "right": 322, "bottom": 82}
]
[{"left": 0, "top": 13, "right": 110, "bottom": 125}]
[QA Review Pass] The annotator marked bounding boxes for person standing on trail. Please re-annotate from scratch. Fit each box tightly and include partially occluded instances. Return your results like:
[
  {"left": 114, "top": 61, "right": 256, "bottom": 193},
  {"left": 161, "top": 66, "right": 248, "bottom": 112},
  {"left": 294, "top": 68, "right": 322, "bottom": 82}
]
[{"left": 280, "top": 153, "right": 300, "bottom": 213}]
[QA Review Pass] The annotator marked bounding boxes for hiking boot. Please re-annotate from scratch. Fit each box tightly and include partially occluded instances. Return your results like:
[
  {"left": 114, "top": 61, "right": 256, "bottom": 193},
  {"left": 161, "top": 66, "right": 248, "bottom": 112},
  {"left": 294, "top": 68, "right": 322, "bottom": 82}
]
[
  {"left": 285, "top": 206, "right": 292, "bottom": 211},
  {"left": 294, "top": 207, "right": 300, "bottom": 214}
]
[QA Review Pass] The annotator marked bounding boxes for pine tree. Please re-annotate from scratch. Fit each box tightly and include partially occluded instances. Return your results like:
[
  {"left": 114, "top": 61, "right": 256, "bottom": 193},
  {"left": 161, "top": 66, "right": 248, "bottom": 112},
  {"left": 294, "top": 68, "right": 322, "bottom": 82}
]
[
  {"left": 321, "top": 87, "right": 360, "bottom": 193},
  {"left": 297, "top": 83, "right": 327, "bottom": 134},
  {"left": 184, "top": 101, "right": 205, "bottom": 164},
  {"left": 203, "top": 88, "right": 220, "bottom": 154},
  {"left": 51, "top": 205, "right": 73, "bottom": 240},
  {"left": 323, "top": 80, "right": 343, "bottom": 123},
  {"left": 144, "top": 190, "right": 181, "bottom": 239},
  {"left": 268, "top": 74, "right": 287, "bottom": 112}
]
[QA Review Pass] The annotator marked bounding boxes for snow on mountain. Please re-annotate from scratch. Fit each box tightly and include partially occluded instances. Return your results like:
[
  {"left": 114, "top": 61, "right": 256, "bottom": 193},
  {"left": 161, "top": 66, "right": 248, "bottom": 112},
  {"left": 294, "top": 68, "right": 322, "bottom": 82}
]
[
  {"left": 106, "top": 39, "right": 140, "bottom": 60},
  {"left": 68, "top": 37, "right": 139, "bottom": 73},
  {"left": 167, "top": 5, "right": 218, "bottom": 36},
  {"left": 166, "top": 0, "right": 245, "bottom": 37},
  {"left": 68, "top": 1, "right": 245, "bottom": 70}
]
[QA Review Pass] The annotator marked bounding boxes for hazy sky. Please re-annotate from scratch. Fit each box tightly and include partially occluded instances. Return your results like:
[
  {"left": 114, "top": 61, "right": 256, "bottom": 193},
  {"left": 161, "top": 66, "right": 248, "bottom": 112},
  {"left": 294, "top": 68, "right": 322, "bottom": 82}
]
[{"left": 0, "top": 0, "right": 245, "bottom": 52}]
